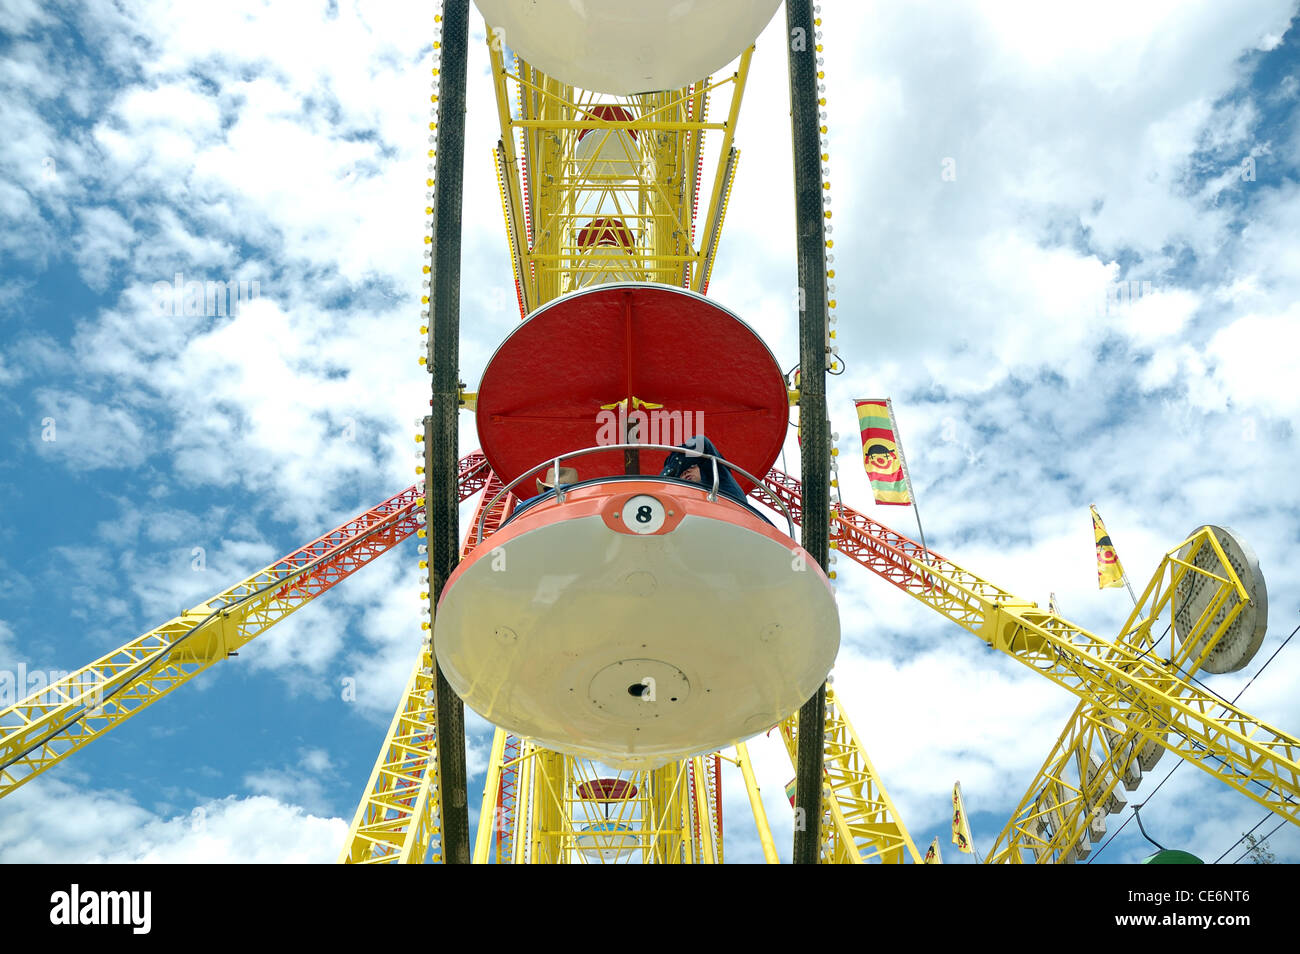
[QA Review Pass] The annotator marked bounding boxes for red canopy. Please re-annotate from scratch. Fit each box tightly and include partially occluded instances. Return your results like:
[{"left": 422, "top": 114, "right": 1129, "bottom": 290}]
[
  {"left": 576, "top": 778, "right": 638, "bottom": 801},
  {"left": 475, "top": 283, "right": 789, "bottom": 495}
]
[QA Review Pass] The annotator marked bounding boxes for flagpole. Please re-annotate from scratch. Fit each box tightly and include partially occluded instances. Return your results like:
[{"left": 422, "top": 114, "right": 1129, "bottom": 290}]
[{"left": 886, "top": 399, "right": 929, "bottom": 562}]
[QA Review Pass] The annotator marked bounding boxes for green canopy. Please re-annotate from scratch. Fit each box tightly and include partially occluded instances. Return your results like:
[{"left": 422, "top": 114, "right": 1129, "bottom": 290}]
[{"left": 1142, "top": 849, "right": 1204, "bottom": 864}]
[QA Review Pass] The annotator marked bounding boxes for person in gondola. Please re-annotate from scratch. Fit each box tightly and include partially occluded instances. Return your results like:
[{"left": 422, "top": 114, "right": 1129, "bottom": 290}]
[
  {"left": 661, "top": 435, "right": 773, "bottom": 526},
  {"left": 508, "top": 465, "right": 581, "bottom": 522}
]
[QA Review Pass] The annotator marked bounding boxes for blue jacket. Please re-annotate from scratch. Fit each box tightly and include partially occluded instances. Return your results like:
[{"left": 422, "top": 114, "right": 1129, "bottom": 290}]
[{"left": 660, "top": 435, "right": 772, "bottom": 526}]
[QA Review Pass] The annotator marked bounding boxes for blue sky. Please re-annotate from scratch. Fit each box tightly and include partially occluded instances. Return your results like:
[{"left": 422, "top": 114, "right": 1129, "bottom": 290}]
[{"left": 2, "top": 0, "right": 1299, "bottom": 863}]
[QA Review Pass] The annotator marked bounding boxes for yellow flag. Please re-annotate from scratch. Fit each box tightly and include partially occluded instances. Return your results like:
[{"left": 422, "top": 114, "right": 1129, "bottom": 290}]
[
  {"left": 1091, "top": 505, "right": 1126, "bottom": 589},
  {"left": 856, "top": 399, "right": 912, "bottom": 505},
  {"left": 951, "top": 782, "right": 974, "bottom": 854},
  {"left": 924, "top": 835, "right": 944, "bottom": 864}
]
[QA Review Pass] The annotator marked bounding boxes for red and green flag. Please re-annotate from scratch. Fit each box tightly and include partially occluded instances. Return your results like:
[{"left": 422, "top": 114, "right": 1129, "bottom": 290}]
[{"left": 855, "top": 399, "right": 912, "bottom": 505}]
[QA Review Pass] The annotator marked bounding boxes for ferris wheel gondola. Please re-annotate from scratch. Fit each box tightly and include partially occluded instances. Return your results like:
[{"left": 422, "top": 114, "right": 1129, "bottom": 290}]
[{"left": 434, "top": 283, "right": 839, "bottom": 767}]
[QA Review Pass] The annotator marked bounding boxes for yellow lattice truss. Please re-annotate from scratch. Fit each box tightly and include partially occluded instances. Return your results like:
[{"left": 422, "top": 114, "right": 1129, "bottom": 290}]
[
  {"left": 823, "top": 519, "right": 1300, "bottom": 830},
  {"left": 338, "top": 646, "right": 443, "bottom": 864},
  {"left": 487, "top": 36, "right": 750, "bottom": 310},
  {"left": 1, "top": 487, "right": 423, "bottom": 800},
  {"left": 340, "top": 468, "right": 507, "bottom": 864},
  {"left": 472, "top": 729, "right": 719, "bottom": 864},
  {"left": 778, "top": 684, "right": 921, "bottom": 864},
  {"left": 986, "top": 527, "right": 1292, "bottom": 863}
]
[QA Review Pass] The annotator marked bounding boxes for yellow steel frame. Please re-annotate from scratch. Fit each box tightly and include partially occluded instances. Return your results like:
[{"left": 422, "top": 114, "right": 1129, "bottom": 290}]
[
  {"left": 827, "top": 518, "right": 1300, "bottom": 834},
  {"left": 486, "top": 35, "right": 752, "bottom": 308},
  {"left": 733, "top": 742, "right": 780, "bottom": 863},
  {"left": 338, "top": 644, "right": 443, "bottom": 863},
  {"left": 986, "top": 527, "right": 1281, "bottom": 863},
  {"left": 482, "top": 744, "right": 707, "bottom": 864},
  {"left": 341, "top": 470, "right": 511, "bottom": 863},
  {"left": 690, "top": 756, "right": 718, "bottom": 864},
  {"left": 474, "top": 729, "right": 733, "bottom": 865},
  {"left": 473, "top": 727, "right": 508, "bottom": 863},
  {"left": 778, "top": 684, "right": 922, "bottom": 863},
  {"left": 1, "top": 487, "right": 424, "bottom": 799}
]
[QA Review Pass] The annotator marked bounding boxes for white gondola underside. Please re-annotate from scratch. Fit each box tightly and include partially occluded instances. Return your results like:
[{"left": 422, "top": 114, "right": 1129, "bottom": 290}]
[{"left": 436, "top": 509, "right": 839, "bottom": 768}]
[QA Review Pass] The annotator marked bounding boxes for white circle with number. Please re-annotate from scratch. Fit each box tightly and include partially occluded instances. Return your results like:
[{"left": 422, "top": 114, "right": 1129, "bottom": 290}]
[{"left": 622, "top": 495, "right": 665, "bottom": 534}]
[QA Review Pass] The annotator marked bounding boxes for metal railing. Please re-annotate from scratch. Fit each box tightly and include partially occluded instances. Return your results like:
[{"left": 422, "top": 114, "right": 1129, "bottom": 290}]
[{"left": 476, "top": 443, "right": 797, "bottom": 542}]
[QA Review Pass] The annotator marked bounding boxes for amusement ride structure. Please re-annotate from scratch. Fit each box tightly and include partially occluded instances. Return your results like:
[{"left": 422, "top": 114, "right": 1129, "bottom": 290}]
[{"left": 1, "top": 0, "right": 1295, "bottom": 864}]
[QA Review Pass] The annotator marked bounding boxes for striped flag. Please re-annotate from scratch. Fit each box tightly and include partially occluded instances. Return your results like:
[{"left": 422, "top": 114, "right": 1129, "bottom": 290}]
[
  {"left": 855, "top": 399, "right": 911, "bottom": 505},
  {"left": 951, "top": 782, "right": 974, "bottom": 854},
  {"left": 785, "top": 777, "right": 797, "bottom": 807},
  {"left": 1091, "top": 505, "right": 1126, "bottom": 590}
]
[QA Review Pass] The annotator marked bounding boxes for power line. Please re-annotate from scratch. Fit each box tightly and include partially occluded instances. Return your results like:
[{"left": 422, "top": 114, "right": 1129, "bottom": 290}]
[
  {"left": 1087, "top": 618, "right": 1300, "bottom": 863},
  {"left": 1230, "top": 817, "right": 1288, "bottom": 864},
  {"left": 1213, "top": 811, "right": 1273, "bottom": 864}
]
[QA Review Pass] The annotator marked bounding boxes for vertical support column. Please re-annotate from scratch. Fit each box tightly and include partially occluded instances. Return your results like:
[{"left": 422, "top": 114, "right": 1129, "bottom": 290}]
[
  {"left": 691, "top": 756, "right": 718, "bottom": 864},
  {"left": 736, "top": 742, "right": 780, "bottom": 864},
  {"left": 650, "top": 761, "right": 685, "bottom": 864},
  {"left": 472, "top": 727, "right": 508, "bottom": 863},
  {"left": 427, "top": 0, "right": 472, "bottom": 865},
  {"left": 531, "top": 749, "right": 566, "bottom": 863},
  {"left": 786, "top": 0, "right": 831, "bottom": 866}
]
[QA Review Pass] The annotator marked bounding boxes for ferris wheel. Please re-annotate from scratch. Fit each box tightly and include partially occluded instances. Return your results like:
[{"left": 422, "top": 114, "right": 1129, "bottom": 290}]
[{"left": 1, "top": 0, "right": 1293, "bottom": 866}]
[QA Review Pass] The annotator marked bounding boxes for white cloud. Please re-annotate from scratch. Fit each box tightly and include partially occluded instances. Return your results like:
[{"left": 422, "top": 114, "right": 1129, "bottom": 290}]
[
  {"left": 0, "top": 0, "right": 51, "bottom": 35},
  {"left": 0, "top": 619, "right": 15, "bottom": 668},
  {"left": 243, "top": 747, "right": 341, "bottom": 817},
  {"left": 31, "top": 390, "right": 150, "bottom": 470},
  {"left": 1204, "top": 305, "right": 1300, "bottom": 416},
  {"left": 3, "top": 0, "right": 1299, "bottom": 866},
  {"left": 0, "top": 776, "right": 345, "bottom": 863},
  {"left": 73, "top": 205, "right": 136, "bottom": 290}
]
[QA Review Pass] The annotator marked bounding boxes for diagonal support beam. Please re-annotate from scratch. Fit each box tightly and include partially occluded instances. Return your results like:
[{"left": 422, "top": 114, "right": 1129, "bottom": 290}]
[
  {"left": 0, "top": 465, "right": 491, "bottom": 799},
  {"left": 755, "top": 470, "right": 1300, "bottom": 839}
]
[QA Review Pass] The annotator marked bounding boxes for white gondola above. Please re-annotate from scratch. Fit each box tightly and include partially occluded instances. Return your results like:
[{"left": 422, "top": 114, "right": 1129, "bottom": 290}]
[
  {"left": 573, "top": 217, "right": 637, "bottom": 288},
  {"left": 473, "top": 0, "right": 783, "bottom": 95},
  {"left": 575, "top": 105, "right": 639, "bottom": 179}
]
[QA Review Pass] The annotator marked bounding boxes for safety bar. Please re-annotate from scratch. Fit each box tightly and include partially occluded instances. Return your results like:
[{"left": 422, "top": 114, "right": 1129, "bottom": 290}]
[{"left": 475, "top": 443, "right": 797, "bottom": 543}]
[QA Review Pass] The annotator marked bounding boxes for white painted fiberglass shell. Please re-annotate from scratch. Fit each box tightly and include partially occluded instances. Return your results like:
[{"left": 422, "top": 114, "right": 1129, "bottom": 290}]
[
  {"left": 435, "top": 497, "right": 839, "bottom": 769},
  {"left": 474, "top": 0, "right": 783, "bottom": 94}
]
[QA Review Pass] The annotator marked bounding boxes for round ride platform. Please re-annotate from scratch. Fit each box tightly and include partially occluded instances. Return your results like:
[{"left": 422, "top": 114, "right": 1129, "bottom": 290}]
[{"left": 435, "top": 477, "right": 839, "bottom": 769}]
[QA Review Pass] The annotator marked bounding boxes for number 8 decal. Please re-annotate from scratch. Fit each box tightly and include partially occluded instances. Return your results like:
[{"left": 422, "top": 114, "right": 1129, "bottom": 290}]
[{"left": 622, "top": 495, "right": 666, "bottom": 534}]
